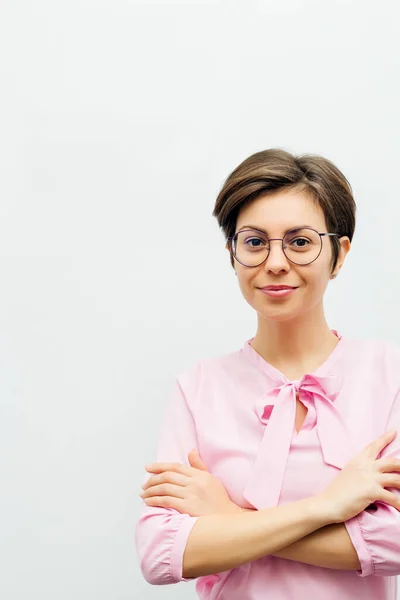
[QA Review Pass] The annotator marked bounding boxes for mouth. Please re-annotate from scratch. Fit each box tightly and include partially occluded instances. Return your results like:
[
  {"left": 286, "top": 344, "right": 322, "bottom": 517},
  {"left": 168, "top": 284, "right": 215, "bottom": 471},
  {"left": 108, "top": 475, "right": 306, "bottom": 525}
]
[
  {"left": 259, "top": 285, "right": 298, "bottom": 291},
  {"left": 258, "top": 285, "right": 298, "bottom": 298}
]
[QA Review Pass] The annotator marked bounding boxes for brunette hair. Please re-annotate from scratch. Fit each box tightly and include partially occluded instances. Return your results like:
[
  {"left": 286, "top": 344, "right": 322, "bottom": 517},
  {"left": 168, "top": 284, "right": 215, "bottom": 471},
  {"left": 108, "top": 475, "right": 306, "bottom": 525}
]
[{"left": 212, "top": 148, "right": 356, "bottom": 272}]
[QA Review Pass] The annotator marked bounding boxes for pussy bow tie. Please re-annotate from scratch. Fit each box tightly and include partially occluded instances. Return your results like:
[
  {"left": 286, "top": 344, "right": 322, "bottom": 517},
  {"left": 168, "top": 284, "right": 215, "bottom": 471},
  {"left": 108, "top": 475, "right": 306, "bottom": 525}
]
[{"left": 242, "top": 372, "right": 352, "bottom": 510}]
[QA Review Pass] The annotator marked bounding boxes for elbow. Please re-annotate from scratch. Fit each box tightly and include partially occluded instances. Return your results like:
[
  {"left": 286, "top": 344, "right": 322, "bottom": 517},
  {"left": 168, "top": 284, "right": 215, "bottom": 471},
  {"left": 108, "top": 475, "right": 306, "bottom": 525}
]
[
  {"left": 139, "top": 556, "right": 170, "bottom": 586},
  {"left": 136, "top": 540, "right": 179, "bottom": 585},
  {"left": 135, "top": 509, "right": 191, "bottom": 586},
  {"left": 136, "top": 535, "right": 177, "bottom": 586},
  {"left": 139, "top": 562, "right": 156, "bottom": 586}
]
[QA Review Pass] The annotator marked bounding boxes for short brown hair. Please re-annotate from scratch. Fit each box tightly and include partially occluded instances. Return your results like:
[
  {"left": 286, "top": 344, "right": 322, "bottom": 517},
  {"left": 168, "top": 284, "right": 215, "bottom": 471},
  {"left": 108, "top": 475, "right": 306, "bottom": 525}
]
[{"left": 212, "top": 148, "right": 356, "bottom": 272}]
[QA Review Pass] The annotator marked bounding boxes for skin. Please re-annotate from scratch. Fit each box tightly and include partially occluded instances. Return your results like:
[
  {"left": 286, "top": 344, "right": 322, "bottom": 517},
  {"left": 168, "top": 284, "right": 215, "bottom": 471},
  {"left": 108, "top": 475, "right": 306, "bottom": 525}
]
[
  {"left": 230, "top": 186, "right": 350, "bottom": 380},
  {"left": 140, "top": 187, "right": 400, "bottom": 575}
]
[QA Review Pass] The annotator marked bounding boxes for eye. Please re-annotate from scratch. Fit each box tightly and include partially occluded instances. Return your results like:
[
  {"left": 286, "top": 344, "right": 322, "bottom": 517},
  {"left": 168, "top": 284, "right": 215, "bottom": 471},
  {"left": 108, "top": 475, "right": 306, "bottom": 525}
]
[
  {"left": 245, "top": 237, "right": 266, "bottom": 249},
  {"left": 289, "top": 237, "right": 311, "bottom": 249}
]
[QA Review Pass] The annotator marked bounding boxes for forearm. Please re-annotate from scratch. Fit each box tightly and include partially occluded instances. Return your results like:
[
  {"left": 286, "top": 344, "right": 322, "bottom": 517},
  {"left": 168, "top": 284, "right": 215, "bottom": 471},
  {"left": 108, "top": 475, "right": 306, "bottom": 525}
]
[
  {"left": 183, "top": 496, "right": 330, "bottom": 578},
  {"left": 272, "top": 522, "right": 361, "bottom": 570}
]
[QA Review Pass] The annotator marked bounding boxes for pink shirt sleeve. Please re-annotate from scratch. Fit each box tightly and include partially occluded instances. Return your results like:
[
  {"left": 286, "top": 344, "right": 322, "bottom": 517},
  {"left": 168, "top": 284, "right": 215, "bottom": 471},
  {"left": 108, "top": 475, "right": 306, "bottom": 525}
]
[
  {"left": 344, "top": 388, "right": 400, "bottom": 577},
  {"left": 135, "top": 376, "right": 200, "bottom": 585}
]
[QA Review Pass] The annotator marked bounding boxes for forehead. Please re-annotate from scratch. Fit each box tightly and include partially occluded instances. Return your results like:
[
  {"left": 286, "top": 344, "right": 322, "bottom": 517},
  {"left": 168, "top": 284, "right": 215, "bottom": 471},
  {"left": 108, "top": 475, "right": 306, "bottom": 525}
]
[{"left": 236, "top": 188, "right": 327, "bottom": 234}]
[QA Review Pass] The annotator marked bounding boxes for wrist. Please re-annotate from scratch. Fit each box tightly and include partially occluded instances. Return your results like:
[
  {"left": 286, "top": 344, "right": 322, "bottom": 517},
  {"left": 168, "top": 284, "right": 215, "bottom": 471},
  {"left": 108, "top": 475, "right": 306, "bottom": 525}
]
[{"left": 310, "top": 494, "right": 338, "bottom": 526}]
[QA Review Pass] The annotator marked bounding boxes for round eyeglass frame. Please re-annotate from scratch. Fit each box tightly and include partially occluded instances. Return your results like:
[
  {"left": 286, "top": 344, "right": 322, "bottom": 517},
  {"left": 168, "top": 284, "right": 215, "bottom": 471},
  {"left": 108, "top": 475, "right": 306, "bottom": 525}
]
[{"left": 227, "top": 227, "right": 340, "bottom": 267}]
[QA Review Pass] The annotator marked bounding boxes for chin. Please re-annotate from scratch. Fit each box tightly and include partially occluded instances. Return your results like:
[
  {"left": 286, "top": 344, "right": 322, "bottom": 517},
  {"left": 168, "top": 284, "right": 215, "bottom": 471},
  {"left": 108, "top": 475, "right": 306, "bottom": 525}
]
[
  {"left": 263, "top": 311, "right": 299, "bottom": 323},
  {"left": 256, "top": 300, "right": 304, "bottom": 323}
]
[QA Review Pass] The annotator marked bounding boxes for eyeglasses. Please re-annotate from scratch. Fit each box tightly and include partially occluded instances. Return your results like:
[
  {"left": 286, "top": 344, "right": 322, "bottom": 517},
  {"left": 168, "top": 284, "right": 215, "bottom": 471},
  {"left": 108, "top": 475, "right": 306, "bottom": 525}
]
[{"left": 227, "top": 227, "right": 340, "bottom": 267}]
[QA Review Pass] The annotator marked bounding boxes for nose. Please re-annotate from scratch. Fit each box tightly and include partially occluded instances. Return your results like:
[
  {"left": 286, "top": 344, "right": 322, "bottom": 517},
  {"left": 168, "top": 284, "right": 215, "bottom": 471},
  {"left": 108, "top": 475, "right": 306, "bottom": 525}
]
[{"left": 264, "top": 238, "right": 290, "bottom": 274}]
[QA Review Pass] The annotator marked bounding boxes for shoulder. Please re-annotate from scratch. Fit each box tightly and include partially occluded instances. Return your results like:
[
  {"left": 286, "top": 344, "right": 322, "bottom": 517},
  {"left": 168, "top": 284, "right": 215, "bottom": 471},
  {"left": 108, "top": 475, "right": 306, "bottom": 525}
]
[
  {"left": 174, "top": 345, "right": 244, "bottom": 404},
  {"left": 344, "top": 335, "right": 400, "bottom": 383},
  {"left": 345, "top": 335, "right": 400, "bottom": 359}
]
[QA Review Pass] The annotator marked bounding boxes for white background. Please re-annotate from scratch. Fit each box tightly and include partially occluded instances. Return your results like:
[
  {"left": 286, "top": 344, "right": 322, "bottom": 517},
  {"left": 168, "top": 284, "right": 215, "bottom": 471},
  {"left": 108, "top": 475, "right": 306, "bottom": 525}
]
[{"left": 1, "top": 1, "right": 400, "bottom": 599}]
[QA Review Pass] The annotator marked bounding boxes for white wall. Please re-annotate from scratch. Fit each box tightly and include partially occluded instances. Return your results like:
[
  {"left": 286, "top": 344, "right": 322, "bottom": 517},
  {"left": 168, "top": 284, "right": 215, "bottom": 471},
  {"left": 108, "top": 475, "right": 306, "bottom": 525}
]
[{"left": 1, "top": 1, "right": 400, "bottom": 598}]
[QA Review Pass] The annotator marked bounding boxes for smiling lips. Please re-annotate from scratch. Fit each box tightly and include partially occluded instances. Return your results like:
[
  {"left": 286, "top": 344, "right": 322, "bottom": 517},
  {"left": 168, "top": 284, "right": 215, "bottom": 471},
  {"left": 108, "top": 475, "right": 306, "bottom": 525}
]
[
  {"left": 261, "top": 285, "right": 297, "bottom": 291},
  {"left": 259, "top": 285, "right": 298, "bottom": 298}
]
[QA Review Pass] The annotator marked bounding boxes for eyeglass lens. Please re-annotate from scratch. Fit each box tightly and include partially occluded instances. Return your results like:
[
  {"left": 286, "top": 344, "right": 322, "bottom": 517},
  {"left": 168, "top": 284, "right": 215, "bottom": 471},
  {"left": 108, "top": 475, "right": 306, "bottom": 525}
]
[{"left": 233, "top": 228, "right": 323, "bottom": 266}]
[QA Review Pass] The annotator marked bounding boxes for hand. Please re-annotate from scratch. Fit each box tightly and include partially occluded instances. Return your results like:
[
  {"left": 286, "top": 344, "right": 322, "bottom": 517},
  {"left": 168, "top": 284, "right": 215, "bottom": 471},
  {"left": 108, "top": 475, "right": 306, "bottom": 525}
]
[
  {"left": 317, "top": 429, "right": 400, "bottom": 523},
  {"left": 140, "top": 449, "right": 242, "bottom": 517}
]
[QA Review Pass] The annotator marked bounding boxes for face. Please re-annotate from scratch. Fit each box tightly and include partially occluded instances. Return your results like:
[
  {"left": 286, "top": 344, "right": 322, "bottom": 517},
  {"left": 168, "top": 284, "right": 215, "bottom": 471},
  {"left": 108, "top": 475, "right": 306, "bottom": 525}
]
[{"left": 226, "top": 187, "right": 350, "bottom": 323}]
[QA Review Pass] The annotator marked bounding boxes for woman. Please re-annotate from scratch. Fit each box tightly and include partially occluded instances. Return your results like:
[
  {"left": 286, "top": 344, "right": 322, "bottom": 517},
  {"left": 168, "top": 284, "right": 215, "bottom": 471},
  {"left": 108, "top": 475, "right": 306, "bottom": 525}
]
[{"left": 135, "top": 149, "right": 400, "bottom": 600}]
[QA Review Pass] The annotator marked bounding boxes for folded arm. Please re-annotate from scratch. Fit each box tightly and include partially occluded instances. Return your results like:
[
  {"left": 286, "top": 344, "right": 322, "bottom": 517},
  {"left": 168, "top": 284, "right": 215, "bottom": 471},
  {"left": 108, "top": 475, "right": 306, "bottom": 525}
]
[
  {"left": 136, "top": 376, "right": 333, "bottom": 584},
  {"left": 136, "top": 373, "right": 400, "bottom": 583},
  {"left": 272, "top": 522, "right": 360, "bottom": 569},
  {"left": 182, "top": 496, "right": 332, "bottom": 578}
]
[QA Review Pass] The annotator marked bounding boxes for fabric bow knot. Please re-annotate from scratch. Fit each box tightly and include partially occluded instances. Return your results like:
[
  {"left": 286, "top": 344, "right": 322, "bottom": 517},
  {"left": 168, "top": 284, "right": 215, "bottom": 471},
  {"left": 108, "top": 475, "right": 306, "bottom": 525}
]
[{"left": 243, "top": 371, "right": 352, "bottom": 510}]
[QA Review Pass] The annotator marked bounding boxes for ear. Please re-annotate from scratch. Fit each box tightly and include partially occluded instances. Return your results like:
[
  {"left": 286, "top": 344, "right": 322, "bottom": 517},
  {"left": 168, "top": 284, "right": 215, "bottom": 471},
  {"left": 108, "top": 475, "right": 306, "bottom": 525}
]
[{"left": 333, "top": 236, "right": 351, "bottom": 276}]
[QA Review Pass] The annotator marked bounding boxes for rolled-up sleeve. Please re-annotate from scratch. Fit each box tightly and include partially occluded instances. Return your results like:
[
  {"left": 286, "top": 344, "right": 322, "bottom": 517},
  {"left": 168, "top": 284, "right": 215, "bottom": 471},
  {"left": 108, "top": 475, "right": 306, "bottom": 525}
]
[
  {"left": 135, "top": 376, "right": 200, "bottom": 585},
  {"left": 344, "top": 386, "right": 400, "bottom": 577},
  {"left": 345, "top": 502, "right": 400, "bottom": 577}
]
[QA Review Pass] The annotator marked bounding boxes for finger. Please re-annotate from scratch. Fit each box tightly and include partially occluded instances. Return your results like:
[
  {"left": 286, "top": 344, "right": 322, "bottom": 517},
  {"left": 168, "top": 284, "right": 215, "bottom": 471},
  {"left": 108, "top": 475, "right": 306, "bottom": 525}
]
[
  {"left": 379, "top": 473, "right": 400, "bottom": 489},
  {"left": 365, "top": 430, "right": 397, "bottom": 459},
  {"left": 145, "top": 462, "right": 193, "bottom": 476},
  {"left": 188, "top": 449, "right": 209, "bottom": 472},
  {"left": 375, "top": 457, "right": 400, "bottom": 473},
  {"left": 378, "top": 489, "right": 400, "bottom": 511},
  {"left": 142, "top": 495, "right": 188, "bottom": 513},
  {"left": 142, "top": 471, "right": 188, "bottom": 491},
  {"left": 141, "top": 483, "right": 186, "bottom": 500}
]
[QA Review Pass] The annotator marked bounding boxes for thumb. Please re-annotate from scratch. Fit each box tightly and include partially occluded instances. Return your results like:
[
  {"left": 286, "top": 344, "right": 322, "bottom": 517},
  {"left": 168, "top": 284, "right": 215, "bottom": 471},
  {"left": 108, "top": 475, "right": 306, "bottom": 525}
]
[{"left": 188, "top": 449, "right": 209, "bottom": 471}]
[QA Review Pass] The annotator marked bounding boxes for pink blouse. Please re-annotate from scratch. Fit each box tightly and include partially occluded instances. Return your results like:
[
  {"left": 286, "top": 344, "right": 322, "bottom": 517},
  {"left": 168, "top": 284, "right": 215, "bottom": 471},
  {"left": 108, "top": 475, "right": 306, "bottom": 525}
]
[{"left": 135, "top": 332, "right": 400, "bottom": 599}]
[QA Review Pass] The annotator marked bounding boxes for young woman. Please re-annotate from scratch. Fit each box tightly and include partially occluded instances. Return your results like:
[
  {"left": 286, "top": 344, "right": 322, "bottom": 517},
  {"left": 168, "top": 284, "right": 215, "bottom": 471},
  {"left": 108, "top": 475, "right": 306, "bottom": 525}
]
[{"left": 135, "top": 149, "right": 400, "bottom": 600}]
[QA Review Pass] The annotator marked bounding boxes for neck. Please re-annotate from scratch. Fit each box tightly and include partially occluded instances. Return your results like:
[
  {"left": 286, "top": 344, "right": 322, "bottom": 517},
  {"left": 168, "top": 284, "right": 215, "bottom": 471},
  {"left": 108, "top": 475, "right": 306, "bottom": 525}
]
[{"left": 251, "top": 303, "right": 339, "bottom": 378}]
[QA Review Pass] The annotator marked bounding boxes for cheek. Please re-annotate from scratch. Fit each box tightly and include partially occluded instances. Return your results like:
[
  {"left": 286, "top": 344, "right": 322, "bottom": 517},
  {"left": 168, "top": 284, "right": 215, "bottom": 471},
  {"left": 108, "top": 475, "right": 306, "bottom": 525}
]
[
  {"left": 303, "top": 266, "right": 331, "bottom": 292},
  {"left": 236, "top": 270, "right": 257, "bottom": 292},
  {"left": 236, "top": 274, "right": 260, "bottom": 306},
  {"left": 237, "top": 276, "right": 250, "bottom": 299}
]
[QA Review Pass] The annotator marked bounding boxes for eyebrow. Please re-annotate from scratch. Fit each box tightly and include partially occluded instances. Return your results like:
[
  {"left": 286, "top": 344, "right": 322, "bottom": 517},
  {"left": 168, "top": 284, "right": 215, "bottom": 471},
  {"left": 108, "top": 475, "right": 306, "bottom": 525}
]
[{"left": 237, "top": 224, "right": 314, "bottom": 235}]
